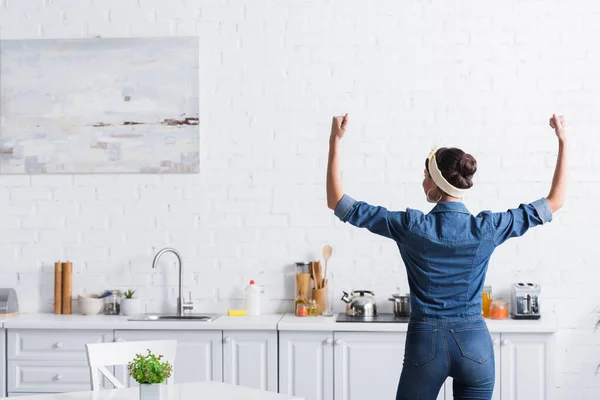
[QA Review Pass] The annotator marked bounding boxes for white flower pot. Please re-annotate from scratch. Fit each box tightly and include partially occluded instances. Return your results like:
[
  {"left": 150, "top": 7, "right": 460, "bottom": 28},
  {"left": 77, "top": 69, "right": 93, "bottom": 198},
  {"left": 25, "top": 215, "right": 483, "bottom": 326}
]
[
  {"left": 139, "top": 383, "right": 166, "bottom": 400},
  {"left": 121, "top": 298, "right": 142, "bottom": 316}
]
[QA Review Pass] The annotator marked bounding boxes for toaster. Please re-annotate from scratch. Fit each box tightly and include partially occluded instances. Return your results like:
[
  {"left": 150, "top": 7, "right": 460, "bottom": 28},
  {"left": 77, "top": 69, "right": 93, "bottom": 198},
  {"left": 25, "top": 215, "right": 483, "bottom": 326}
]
[{"left": 510, "top": 282, "right": 541, "bottom": 320}]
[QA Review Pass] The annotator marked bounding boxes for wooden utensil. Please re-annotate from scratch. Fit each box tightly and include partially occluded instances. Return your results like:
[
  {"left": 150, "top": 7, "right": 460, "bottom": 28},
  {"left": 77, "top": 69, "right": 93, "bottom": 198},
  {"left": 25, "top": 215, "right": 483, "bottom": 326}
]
[
  {"left": 61, "top": 261, "right": 72, "bottom": 315},
  {"left": 53, "top": 262, "right": 62, "bottom": 315},
  {"left": 311, "top": 261, "right": 321, "bottom": 289},
  {"left": 315, "top": 261, "right": 323, "bottom": 289},
  {"left": 322, "top": 245, "right": 332, "bottom": 287}
]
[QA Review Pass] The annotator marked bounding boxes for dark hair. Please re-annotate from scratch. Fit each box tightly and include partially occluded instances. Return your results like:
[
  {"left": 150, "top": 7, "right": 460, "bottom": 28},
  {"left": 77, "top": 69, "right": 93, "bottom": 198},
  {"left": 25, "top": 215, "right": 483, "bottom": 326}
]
[{"left": 425, "top": 147, "right": 477, "bottom": 189}]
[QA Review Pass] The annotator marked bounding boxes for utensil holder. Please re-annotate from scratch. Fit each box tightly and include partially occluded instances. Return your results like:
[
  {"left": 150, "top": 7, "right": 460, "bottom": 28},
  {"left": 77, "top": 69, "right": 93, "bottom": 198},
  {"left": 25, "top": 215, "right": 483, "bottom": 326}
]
[{"left": 312, "top": 287, "right": 328, "bottom": 315}]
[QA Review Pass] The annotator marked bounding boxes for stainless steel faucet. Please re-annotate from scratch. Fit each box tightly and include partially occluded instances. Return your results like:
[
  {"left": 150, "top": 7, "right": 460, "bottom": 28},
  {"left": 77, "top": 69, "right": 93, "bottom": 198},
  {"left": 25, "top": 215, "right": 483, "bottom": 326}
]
[{"left": 152, "top": 247, "right": 194, "bottom": 316}]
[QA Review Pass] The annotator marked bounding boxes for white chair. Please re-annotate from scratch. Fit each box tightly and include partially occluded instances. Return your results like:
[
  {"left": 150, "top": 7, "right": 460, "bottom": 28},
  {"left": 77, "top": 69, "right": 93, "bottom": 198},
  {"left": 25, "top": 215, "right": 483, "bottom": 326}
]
[{"left": 85, "top": 340, "right": 177, "bottom": 391}]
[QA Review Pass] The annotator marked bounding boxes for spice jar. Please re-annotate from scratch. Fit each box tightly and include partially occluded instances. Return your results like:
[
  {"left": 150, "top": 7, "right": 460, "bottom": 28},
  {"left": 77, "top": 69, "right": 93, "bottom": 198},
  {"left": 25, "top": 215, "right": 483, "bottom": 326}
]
[
  {"left": 308, "top": 300, "right": 318, "bottom": 317},
  {"left": 103, "top": 290, "right": 121, "bottom": 315},
  {"left": 296, "top": 303, "right": 308, "bottom": 317},
  {"left": 482, "top": 286, "right": 492, "bottom": 318}
]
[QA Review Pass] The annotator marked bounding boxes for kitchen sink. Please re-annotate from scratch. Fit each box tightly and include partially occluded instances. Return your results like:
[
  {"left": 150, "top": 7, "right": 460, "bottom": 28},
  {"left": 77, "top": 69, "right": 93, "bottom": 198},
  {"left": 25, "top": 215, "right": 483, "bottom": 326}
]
[{"left": 127, "top": 314, "right": 219, "bottom": 322}]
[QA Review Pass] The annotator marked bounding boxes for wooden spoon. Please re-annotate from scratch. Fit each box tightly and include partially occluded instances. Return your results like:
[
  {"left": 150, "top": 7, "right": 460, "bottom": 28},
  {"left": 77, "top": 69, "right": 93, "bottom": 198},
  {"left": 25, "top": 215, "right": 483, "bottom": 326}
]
[{"left": 322, "top": 245, "right": 333, "bottom": 288}]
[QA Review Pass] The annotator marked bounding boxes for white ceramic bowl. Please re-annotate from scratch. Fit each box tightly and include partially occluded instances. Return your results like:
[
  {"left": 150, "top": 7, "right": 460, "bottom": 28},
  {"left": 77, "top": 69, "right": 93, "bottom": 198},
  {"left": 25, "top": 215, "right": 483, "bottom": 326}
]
[{"left": 77, "top": 294, "right": 103, "bottom": 315}]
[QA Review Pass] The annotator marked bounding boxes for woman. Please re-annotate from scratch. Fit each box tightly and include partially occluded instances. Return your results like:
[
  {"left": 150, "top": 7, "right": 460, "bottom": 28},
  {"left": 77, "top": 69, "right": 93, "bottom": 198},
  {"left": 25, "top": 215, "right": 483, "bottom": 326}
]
[{"left": 326, "top": 113, "right": 567, "bottom": 400}]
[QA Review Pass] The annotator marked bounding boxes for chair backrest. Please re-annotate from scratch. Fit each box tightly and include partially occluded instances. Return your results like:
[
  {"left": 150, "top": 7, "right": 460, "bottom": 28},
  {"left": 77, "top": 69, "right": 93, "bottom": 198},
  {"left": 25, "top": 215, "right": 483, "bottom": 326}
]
[{"left": 86, "top": 340, "right": 177, "bottom": 391}]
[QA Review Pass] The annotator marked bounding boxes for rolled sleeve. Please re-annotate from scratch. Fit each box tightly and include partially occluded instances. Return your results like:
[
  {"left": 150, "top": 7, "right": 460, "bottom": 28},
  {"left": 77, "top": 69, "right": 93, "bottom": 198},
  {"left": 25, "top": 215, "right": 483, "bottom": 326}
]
[
  {"left": 531, "top": 198, "right": 553, "bottom": 224},
  {"left": 492, "top": 198, "right": 552, "bottom": 246},
  {"left": 334, "top": 194, "right": 357, "bottom": 222},
  {"left": 333, "top": 194, "right": 410, "bottom": 242}
]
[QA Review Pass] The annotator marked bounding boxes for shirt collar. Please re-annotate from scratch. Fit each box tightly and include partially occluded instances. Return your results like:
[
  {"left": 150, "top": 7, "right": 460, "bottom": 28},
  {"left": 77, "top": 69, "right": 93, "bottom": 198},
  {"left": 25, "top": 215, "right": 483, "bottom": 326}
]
[{"left": 430, "top": 202, "right": 471, "bottom": 215}]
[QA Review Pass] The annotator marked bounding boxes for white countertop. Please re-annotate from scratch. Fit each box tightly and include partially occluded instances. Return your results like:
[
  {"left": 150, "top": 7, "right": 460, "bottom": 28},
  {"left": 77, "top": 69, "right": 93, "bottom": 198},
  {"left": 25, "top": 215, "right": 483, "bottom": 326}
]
[
  {"left": 277, "top": 314, "right": 558, "bottom": 333},
  {"left": 1, "top": 313, "right": 557, "bottom": 333},
  {"left": 2, "top": 313, "right": 284, "bottom": 330},
  {"left": 15, "top": 381, "right": 301, "bottom": 400}
]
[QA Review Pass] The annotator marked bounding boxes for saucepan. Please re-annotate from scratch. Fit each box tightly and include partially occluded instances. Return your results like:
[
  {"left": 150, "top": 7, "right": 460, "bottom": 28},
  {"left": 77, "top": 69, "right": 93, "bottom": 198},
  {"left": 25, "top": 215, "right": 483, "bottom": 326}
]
[{"left": 389, "top": 293, "right": 410, "bottom": 318}]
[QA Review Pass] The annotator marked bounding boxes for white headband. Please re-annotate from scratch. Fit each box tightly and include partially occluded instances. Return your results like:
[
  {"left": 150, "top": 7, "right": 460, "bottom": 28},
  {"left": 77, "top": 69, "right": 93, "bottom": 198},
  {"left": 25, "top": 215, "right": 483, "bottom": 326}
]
[{"left": 427, "top": 147, "right": 471, "bottom": 198}]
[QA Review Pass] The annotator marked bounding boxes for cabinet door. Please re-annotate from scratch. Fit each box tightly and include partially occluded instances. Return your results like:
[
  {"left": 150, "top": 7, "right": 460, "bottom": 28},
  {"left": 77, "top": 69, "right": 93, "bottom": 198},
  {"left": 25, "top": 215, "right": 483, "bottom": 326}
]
[
  {"left": 334, "top": 332, "right": 405, "bottom": 400},
  {"left": 279, "top": 331, "right": 334, "bottom": 400},
  {"left": 0, "top": 330, "right": 5, "bottom": 397},
  {"left": 223, "top": 330, "right": 277, "bottom": 392},
  {"left": 500, "top": 333, "right": 555, "bottom": 400},
  {"left": 114, "top": 330, "right": 222, "bottom": 386},
  {"left": 444, "top": 333, "right": 500, "bottom": 400}
]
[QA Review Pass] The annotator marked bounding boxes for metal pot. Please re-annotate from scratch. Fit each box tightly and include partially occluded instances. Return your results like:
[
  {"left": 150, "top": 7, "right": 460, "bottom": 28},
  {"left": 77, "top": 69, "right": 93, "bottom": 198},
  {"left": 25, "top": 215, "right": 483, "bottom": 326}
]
[
  {"left": 341, "top": 290, "right": 378, "bottom": 317},
  {"left": 389, "top": 294, "right": 410, "bottom": 317}
]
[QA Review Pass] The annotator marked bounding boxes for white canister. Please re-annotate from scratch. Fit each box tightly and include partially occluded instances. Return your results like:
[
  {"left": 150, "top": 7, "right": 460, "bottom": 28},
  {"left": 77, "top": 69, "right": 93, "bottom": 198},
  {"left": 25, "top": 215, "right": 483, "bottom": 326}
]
[
  {"left": 139, "top": 383, "right": 166, "bottom": 400},
  {"left": 245, "top": 280, "right": 261, "bottom": 316}
]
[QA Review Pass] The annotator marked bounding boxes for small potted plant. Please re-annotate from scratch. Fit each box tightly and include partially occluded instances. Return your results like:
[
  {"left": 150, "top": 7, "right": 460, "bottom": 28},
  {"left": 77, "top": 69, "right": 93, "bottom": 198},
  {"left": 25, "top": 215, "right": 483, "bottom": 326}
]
[
  {"left": 128, "top": 350, "right": 173, "bottom": 400},
  {"left": 121, "top": 289, "right": 142, "bottom": 316}
]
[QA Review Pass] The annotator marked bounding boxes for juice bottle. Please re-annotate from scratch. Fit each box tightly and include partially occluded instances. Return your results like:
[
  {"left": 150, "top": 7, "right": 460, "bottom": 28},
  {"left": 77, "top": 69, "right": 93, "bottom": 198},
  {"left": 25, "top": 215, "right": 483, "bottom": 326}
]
[{"left": 482, "top": 286, "right": 492, "bottom": 318}]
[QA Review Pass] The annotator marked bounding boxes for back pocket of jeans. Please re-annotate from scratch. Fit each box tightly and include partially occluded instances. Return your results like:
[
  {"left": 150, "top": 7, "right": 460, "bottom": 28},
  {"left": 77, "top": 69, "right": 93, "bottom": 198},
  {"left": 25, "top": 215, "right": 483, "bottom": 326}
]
[
  {"left": 450, "top": 327, "right": 492, "bottom": 364},
  {"left": 405, "top": 329, "right": 437, "bottom": 367}
]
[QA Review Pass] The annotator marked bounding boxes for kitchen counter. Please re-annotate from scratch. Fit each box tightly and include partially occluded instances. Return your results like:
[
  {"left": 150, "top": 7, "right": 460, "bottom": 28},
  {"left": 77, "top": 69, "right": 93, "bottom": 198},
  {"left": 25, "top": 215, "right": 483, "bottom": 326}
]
[
  {"left": 277, "top": 313, "right": 558, "bottom": 333},
  {"left": 0, "top": 313, "right": 557, "bottom": 332},
  {"left": 1, "top": 313, "right": 284, "bottom": 330}
]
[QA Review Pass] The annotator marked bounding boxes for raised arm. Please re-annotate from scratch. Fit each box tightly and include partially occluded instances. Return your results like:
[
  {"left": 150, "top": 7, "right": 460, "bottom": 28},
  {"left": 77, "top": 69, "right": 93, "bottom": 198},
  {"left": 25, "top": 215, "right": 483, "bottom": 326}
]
[
  {"left": 327, "top": 113, "right": 349, "bottom": 210},
  {"left": 547, "top": 114, "right": 567, "bottom": 213}
]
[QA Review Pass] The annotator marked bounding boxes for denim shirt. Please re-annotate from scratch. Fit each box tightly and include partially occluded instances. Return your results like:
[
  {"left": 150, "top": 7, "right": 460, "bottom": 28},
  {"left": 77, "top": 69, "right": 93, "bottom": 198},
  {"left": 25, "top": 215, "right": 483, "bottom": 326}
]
[{"left": 334, "top": 195, "right": 553, "bottom": 321}]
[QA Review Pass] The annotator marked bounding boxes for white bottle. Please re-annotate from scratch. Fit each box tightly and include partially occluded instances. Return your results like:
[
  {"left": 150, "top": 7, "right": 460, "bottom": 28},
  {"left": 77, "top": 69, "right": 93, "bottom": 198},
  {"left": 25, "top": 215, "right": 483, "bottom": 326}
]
[{"left": 245, "top": 280, "right": 261, "bottom": 316}]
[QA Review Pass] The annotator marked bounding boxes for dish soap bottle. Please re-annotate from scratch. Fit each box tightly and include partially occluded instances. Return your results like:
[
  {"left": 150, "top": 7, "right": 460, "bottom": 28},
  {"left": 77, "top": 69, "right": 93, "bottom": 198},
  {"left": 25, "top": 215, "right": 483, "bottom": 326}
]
[{"left": 245, "top": 280, "right": 261, "bottom": 316}]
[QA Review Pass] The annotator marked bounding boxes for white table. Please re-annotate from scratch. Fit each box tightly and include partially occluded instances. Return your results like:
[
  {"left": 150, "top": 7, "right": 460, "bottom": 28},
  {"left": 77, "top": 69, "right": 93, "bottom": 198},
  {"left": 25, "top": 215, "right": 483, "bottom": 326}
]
[{"left": 15, "top": 382, "right": 303, "bottom": 400}]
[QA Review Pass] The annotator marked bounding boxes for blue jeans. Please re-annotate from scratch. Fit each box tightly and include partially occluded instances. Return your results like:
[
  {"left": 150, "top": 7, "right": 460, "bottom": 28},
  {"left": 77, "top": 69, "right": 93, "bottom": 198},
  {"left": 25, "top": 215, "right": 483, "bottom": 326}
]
[{"left": 396, "top": 317, "right": 495, "bottom": 400}]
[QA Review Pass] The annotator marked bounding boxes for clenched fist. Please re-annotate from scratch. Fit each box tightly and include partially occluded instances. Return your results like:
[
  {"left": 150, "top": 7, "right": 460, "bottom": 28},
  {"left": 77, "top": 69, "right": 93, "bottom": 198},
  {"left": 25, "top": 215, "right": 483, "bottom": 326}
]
[
  {"left": 330, "top": 113, "right": 349, "bottom": 142},
  {"left": 549, "top": 114, "right": 566, "bottom": 141}
]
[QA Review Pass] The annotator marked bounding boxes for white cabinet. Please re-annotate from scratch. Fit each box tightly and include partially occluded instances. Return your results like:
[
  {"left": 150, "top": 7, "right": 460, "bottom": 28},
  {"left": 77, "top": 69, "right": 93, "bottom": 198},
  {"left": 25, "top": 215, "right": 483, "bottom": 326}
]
[
  {"left": 0, "top": 330, "right": 5, "bottom": 397},
  {"left": 279, "top": 331, "right": 334, "bottom": 400},
  {"left": 114, "top": 330, "right": 222, "bottom": 385},
  {"left": 222, "top": 330, "right": 277, "bottom": 392},
  {"left": 334, "top": 332, "right": 406, "bottom": 400},
  {"left": 500, "top": 333, "right": 555, "bottom": 400},
  {"left": 6, "top": 329, "right": 112, "bottom": 395}
]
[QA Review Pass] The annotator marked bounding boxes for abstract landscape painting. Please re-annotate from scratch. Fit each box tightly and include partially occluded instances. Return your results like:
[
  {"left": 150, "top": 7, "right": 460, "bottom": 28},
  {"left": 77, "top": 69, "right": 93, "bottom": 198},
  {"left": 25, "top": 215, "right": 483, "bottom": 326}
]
[{"left": 0, "top": 37, "right": 199, "bottom": 174}]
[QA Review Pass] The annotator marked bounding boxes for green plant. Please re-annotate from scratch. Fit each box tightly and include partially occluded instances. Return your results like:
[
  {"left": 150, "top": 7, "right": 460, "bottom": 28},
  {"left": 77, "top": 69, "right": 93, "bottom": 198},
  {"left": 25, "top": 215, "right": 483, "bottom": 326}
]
[
  {"left": 123, "top": 289, "right": 136, "bottom": 299},
  {"left": 128, "top": 350, "right": 172, "bottom": 384}
]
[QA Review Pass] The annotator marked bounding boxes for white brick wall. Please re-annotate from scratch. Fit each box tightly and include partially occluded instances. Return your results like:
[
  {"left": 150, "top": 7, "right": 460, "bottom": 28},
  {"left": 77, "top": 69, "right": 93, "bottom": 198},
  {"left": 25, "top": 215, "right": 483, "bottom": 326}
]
[{"left": 0, "top": 0, "right": 598, "bottom": 396}]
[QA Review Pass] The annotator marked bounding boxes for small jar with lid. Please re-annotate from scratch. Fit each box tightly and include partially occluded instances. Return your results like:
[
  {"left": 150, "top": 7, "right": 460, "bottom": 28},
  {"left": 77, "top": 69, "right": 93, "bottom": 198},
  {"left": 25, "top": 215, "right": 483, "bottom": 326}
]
[
  {"left": 296, "top": 303, "right": 308, "bottom": 317},
  {"left": 103, "top": 290, "right": 121, "bottom": 315},
  {"left": 308, "top": 300, "right": 318, "bottom": 317},
  {"left": 489, "top": 301, "right": 509, "bottom": 319}
]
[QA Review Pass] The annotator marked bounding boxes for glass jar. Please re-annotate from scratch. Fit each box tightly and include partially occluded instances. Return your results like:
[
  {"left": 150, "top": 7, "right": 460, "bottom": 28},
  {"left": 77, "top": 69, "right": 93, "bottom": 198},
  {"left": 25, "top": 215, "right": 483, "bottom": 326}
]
[
  {"left": 295, "top": 262, "right": 312, "bottom": 316},
  {"left": 103, "top": 290, "right": 121, "bottom": 315},
  {"left": 490, "top": 301, "right": 509, "bottom": 319},
  {"left": 308, "top": 300, "right": 318, "bottom": 317},
  {"left": 482, "top": 286, "right": 492, "bottom": 318},
  {"left": 296, "top": 303, "right": 308, "bottom": 317}
]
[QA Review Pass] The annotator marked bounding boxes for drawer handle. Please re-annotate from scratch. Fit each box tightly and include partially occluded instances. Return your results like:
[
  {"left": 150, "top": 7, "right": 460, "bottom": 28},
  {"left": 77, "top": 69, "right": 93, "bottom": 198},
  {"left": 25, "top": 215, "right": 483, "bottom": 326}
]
[
  {"left": 502, "top": 339, "right": 510, "bottom": 346},
  {"left": 224, "top": 337, "right": 231, "bottom": 344},
  {"left": 335, "top": 339, "right": 342, "bottom": 346},
  {"left": 54, "top": 374, "right": 63, "bottom": 381},
  {"left": 115, "top": 337, "right": 124, "bottom": 342},
  {"left": 54, "top": 342, "right": 63, "bottom": 349},
  {"left": 325, "top": 338, "right": 333, "bottom": 345}
]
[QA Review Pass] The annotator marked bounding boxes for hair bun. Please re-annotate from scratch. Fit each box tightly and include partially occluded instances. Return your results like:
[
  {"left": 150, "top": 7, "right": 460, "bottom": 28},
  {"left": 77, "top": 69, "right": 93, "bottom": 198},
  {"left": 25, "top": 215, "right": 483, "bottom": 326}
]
[{"left": 459, "top": 154, "right": 477, "bottom": 179}]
